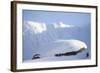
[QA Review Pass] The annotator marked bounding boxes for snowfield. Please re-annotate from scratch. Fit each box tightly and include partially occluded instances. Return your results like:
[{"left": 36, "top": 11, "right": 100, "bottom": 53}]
[{"left": 24, "top": 39, "right": 89, "bottom": 62}]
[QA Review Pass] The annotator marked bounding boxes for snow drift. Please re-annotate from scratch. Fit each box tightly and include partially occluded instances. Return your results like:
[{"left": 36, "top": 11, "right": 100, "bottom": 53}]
[{"left": 32, "top": 39, "right": 87, "bottom": 59}]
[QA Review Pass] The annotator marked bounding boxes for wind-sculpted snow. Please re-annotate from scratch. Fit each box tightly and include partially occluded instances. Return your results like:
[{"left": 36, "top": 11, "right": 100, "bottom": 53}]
[{"left": 35, "top": 39, "right": 87, "bottom": 58}]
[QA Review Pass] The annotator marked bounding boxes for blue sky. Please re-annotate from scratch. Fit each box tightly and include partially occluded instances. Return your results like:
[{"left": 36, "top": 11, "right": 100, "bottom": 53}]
[
  {"left": 23, "top": 10, "right": 90, "bottom": 27},
  {"left": 22, "top": 10, "right": 91, "bottom": 61}
]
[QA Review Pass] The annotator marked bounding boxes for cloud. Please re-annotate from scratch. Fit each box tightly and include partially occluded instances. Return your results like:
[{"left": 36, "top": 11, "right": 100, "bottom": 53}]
[
  {"left": 24, "top": 21, "right": 74, "bottom": 35},
  {"left": 27, "top": 21, "right": 47, "bottom": 34},
  {"left": 54, "top": 22, "right": 74, "bottom": 29}
]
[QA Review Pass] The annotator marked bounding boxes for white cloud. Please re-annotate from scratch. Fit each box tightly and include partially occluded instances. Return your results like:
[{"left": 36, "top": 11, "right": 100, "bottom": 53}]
[
  {"left": 27, "top": 21, "right": 47, "bottom": 34},
  {"left": 24, "top": 21, "right": 74, "bottom": 35},
  {"left": 54, "top": 22, "right": 74, "bottom": 28}
]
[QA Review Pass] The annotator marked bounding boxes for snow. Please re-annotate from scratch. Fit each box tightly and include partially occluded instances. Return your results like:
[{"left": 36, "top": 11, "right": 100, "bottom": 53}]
[
  {"left": 23, "top": 39, "right": 89, "bottom": 62},
  {"left": 36, "top": 39, "right": 87, "bottom": 58},
  {"left": 25, "top": 49, "right": 88, "bottom": 62}
]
